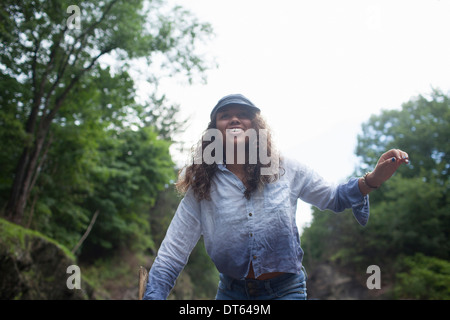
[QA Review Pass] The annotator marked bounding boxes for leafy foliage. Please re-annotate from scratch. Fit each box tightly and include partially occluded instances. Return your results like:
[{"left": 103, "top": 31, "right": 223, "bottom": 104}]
[
  {"left": 0, "top": 0, "right": 213, "bottom": 247},
  {"left": 0, "top": 0, "right": 218, "bottom": 299},
  {"left": 394, "top": 253, "right": 450, "bottom": 300}
]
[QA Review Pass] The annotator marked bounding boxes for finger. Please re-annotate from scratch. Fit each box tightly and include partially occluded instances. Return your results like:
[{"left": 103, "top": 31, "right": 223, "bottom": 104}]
[
  {"left": 384, "top": 148, "right": 402, "bottom": 160},
  {"left": 382, "top": 153, "right": 406, "bottom": 166},
  {"left": 402, "top": 153, "right": 409, "bottom": 164},
  {"left": 397, "top": 149, "right": 409, "bottom": 164},
  {"left": 390, "top": 150, "right": 409, "bottom": 165},
  {"left": 382, "top": 156, "right": 401, "bottom": 166}
]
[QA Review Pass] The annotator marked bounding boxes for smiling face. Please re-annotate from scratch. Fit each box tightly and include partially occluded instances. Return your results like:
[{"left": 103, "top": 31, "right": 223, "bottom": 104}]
[{"left": 215, "top": 105, "right": 254, "bottom": 147}]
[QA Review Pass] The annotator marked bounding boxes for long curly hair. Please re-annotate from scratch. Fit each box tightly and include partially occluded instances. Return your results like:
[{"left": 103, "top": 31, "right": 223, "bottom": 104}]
[{"left": 175, "top": 112, "right": 283, "bottom": 201}]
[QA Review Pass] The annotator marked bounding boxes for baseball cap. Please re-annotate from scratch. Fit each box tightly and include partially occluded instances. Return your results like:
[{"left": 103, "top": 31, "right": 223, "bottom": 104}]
[{"left": 210, "top": 94, "right": 260, "bottom": 121}]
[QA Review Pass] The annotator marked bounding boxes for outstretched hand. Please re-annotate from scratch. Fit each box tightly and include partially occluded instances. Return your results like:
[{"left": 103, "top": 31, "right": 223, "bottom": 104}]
[{"left": 366, "top": 149, "right": 409, "bottom": 188}]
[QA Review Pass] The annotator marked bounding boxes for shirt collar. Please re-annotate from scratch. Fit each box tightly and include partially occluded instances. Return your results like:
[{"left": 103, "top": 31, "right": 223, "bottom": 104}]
[{"left": 217, "top": 163, "right": 227, "bottom": 172}]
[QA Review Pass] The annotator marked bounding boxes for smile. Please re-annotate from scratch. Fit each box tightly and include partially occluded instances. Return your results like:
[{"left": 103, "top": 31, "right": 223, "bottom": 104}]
[{"left": 228, "top": 128, "right": 244, "bottom": 135}]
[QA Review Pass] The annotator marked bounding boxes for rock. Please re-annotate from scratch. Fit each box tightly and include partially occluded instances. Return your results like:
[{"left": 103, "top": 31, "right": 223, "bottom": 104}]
[
  {"left": 0, "top": 218, "right": 94, "bottom": 300},
  {"left": 306, "top": 263, "right": 371, "bottom": 300}
]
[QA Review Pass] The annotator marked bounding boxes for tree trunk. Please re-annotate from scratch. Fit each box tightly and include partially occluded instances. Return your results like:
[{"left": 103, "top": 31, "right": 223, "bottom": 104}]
[
  {"left": 138, "top": 266, "right": 149, "bottom": 300},
  {"left": 5, "top": 128, "right": 50, "bottom": 225},
  {"left": 3, "top": 2, "right": 116, "bottom": 225}
]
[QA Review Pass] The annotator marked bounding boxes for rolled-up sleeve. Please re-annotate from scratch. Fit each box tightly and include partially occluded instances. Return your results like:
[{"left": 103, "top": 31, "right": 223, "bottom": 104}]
[
  {"left": 142, "top": 189, "right": 201, "bottom": 300},
  {"left": 341, "top": 177, "right": 370, "bottom": 226}
]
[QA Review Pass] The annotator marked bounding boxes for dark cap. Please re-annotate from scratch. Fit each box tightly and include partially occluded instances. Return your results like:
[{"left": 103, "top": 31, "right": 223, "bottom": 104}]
[{"left": 210, "top": 94, "right": 260, "bottom": 121}]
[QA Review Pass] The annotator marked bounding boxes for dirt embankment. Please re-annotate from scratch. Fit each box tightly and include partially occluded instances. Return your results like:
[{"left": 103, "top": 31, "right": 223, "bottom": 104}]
[{"left": 0, "top": 218, "right": 94, "bottom": 300}]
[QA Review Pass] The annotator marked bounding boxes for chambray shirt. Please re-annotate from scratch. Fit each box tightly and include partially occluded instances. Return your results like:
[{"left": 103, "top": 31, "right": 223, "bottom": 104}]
[{"left": 143, "top": 157, "right": 369, "bottom": 300}]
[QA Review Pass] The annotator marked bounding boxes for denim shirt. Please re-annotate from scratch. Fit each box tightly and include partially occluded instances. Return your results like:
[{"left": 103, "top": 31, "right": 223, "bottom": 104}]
[{"left": 143, "top": 157, "right": 369, "bottom": 300}]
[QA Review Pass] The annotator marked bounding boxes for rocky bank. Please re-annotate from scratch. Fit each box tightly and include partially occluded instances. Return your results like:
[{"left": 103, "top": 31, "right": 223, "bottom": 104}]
[{"left": 0, "top": 218, "right": 94, "bottom": 300}]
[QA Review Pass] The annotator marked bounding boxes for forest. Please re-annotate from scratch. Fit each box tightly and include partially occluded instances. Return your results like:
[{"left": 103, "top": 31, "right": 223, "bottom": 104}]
[{"left": 0, "top": 0, "right": 449, "bottom": 300}]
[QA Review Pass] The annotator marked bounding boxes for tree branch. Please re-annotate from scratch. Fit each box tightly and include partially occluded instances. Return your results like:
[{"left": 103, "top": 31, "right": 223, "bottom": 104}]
[
  {"left": 26, "top": 132, "right": 53, "bottom": 206},
  {"left": 44, "top": 47, "right": 115, "bottom": 125},
  {"left": 71, "top": 210, "right": 100, "bottom": 254},
  {"left": 41, "top": 0, "right": 120, "bottom": 122}
]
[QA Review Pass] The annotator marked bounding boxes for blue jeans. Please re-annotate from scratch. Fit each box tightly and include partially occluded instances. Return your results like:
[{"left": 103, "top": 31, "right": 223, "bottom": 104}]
[{"left": 215, "top": 267, "right": 307, "bottom": 300}]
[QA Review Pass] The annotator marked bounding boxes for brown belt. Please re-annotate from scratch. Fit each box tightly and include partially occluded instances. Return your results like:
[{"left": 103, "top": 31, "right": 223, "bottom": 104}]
[{"left": 246, "top": 270, "right": 285, "bottom": 280}]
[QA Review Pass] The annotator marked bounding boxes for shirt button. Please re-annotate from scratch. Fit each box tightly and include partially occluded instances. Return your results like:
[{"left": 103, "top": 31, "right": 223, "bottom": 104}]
[
  {"left": 250, "top": 233, "right": 253, "bottom": 237},
  {"left": 253, "top": 255, "right": 257, "bottom": 260},
  {"left": 249, "top": 213, "right": 252, "bottom": 216}
]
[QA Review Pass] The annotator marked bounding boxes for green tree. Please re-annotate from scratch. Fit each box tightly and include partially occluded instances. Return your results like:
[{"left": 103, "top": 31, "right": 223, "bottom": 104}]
[
  {"left": 355, "top": 89, "right": 449, "bottom": 181},
  {"left": 0, "top": 0, "right": 213, "bottom": 224},
  {"left": 302, "top": 89, "right": 450, "bottom": 299},
  {"left": 394, "top": 253, "right": 450, "bottom": 300},
  {"left": 18, "top": 65, "right": 180, "bottom": 255},
  {"left": 78, "top": 126, "right": 175, "bottom": 258},
  {"left": 354, "top": 89, "right": 450, "bottom": 261}
]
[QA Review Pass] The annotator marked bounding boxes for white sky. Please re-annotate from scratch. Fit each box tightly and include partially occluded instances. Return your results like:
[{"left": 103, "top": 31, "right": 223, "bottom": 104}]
[{"left": 144, "top": 0, "right": 450, "bottom": 233}]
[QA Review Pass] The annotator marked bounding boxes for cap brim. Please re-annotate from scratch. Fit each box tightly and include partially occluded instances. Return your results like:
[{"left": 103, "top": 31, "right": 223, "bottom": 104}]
[{"left": 211, "top": 102, "right": 260, "bottom": 121}]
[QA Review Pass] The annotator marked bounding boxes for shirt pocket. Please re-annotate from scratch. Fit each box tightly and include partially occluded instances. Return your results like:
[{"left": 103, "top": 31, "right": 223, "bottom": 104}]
[
  {"left": 264, "top": 180, "right": 291, "bottom": 211},
  {"left": 214, "top": 193, "right": 248, "bottom": 227}
]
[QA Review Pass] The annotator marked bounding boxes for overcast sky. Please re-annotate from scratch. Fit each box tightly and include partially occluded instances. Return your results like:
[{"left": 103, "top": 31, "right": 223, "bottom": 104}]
[{"left": 143, "top": 0, "right": 450, "bottom": 232}]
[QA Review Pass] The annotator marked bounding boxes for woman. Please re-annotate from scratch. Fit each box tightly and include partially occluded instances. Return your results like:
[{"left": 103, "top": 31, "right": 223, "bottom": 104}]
[{"left": 142, "top": 94, "right": 409, "bottom": 300}]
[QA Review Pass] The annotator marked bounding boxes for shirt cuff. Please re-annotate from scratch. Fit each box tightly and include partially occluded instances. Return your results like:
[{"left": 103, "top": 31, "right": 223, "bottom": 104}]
[{"left": 347, "top": 177, "right": 370, "bottom": 226}]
